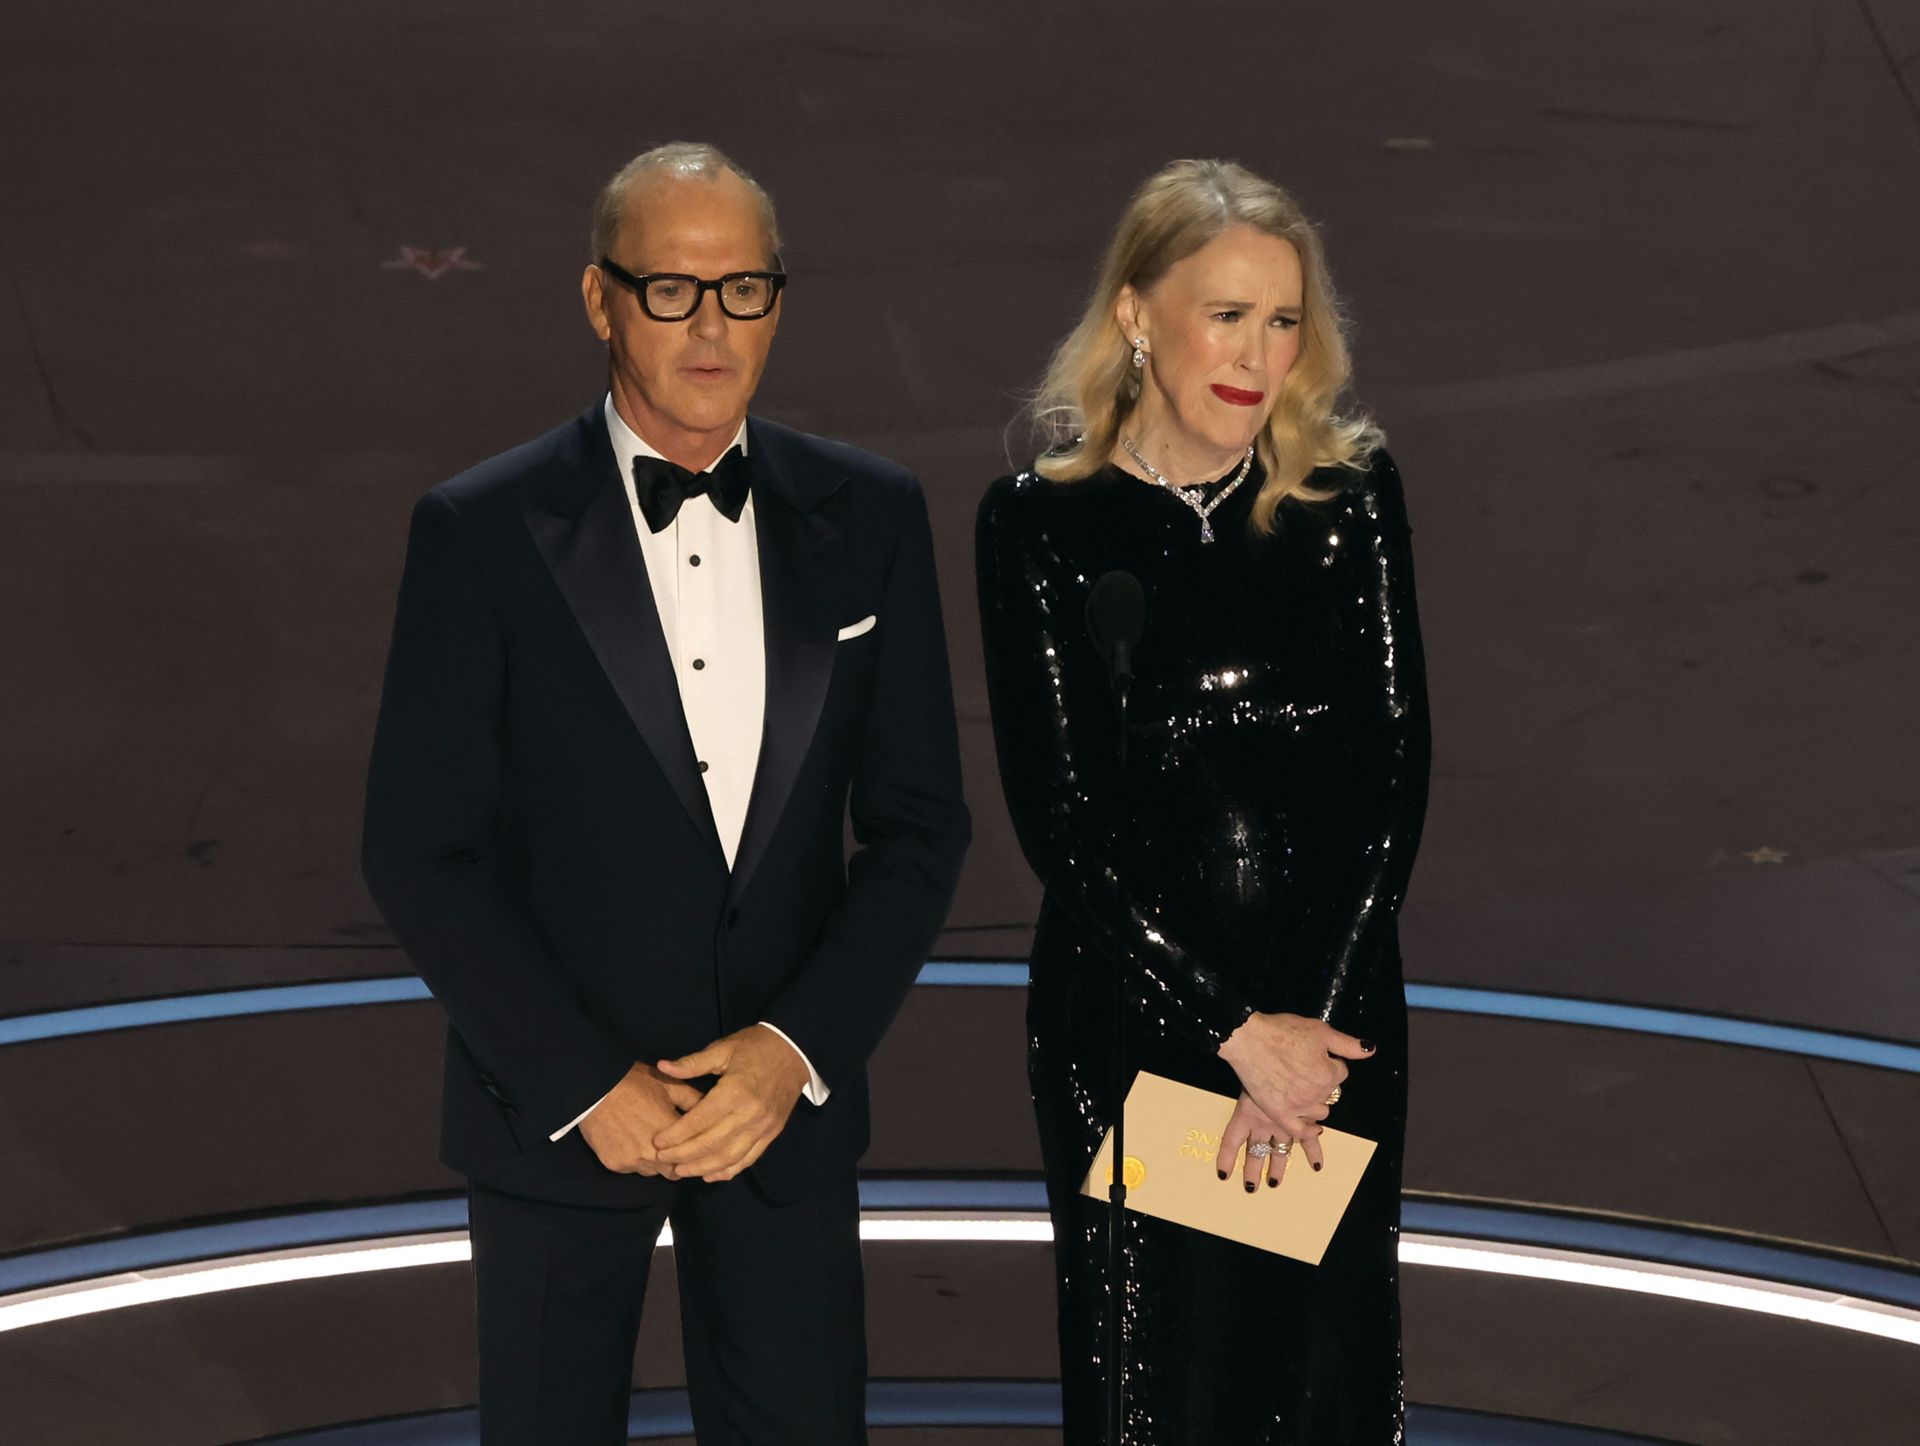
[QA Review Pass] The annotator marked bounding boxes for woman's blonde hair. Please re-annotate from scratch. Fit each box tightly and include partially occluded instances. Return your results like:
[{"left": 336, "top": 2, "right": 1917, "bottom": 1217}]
[{"left": 1029, "top": 158, "right": 1382, "bottom": 531}]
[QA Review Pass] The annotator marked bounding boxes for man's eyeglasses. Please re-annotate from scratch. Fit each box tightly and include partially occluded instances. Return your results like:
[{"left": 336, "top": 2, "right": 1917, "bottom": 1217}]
[{"left": 597, "top": 257, "right": 787, "bottom": 321}]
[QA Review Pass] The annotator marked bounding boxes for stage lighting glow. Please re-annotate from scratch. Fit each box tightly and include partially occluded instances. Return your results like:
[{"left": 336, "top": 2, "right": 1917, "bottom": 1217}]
[
  {"left": 0, "top": 1233, "right": 471, "bottom": 1333},
  {"left": 3, "top": 1218, "right": 1916, "bottom": 1351},
  {"left": 856, "top": 1214, "right": 1056, "bottom": 1244},
  {"left": 1399, "top": 1235, "right": 1920, "bottom": 1348}
]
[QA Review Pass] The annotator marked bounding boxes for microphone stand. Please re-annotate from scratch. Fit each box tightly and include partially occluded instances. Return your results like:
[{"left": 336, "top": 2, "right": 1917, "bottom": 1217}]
[
  {"left": 1105, "top": 647, "right": 1131, "bottom": 1446},
  {"left": 1085, "top": 569, "right": 1143, "bottom": 1446}
]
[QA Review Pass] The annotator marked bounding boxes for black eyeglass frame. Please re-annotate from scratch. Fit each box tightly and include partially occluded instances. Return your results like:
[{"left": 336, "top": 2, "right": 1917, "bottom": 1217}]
[{"left": 596, "top": 256, "right": 788, "bottom": 321}]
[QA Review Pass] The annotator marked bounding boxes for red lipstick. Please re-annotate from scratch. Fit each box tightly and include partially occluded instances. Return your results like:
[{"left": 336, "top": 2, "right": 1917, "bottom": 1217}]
[{"left": 1210, "top": 384, "right": 1264, "bottom": 406}]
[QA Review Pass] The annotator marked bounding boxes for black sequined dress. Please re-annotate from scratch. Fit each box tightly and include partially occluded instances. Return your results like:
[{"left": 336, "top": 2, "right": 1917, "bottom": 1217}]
[{"left": 975, "top": 449, "right": 1430, "bottom": 1444}]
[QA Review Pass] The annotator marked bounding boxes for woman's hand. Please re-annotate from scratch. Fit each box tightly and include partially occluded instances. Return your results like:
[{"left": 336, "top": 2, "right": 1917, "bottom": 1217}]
[
  {"left": 1217, "top": 1011, "right": 1373, "bottom": 1172},
  {"left": 1214, "top": 1091, "right": 1299, "bottom": 1191}
]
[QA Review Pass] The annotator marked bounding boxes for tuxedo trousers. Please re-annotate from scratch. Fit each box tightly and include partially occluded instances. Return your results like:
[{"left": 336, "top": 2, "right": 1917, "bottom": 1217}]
[{"left": 468, "top": 1165, "right": 867, "bottom": 1445}]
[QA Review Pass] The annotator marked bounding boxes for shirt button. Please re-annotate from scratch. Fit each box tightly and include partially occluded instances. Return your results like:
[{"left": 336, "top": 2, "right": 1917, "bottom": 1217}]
[
  {"left": 697, "top": 760, "right": 709, "bottom": 774},
  {"left": 692, "top": 658, "right": 706, "bottom": 670},
  {"left": 689, "top": 554, "right": 701, "bottom": 566}
]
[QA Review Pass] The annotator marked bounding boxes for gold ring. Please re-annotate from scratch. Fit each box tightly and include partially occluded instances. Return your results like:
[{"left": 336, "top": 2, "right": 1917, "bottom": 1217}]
[{"left": 1326, "top": 1085, "right": 1342, "bottom": 1106}]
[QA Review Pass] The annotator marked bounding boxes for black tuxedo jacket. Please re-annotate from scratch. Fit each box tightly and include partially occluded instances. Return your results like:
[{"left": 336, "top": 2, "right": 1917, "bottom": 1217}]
[{"left": 361, "top": 403, "right": 970, "bottom": 1207}]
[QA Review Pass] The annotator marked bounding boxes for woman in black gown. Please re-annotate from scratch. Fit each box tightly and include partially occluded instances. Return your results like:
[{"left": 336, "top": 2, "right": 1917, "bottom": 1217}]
[{"left": 976, "top": 159, "right": 1430, "bottom": 1443}]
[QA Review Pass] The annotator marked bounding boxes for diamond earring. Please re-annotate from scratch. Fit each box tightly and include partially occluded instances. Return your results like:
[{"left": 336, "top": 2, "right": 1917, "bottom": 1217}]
[{"left": 1131, "top": 337, "right": 1147, "bottom": 368}]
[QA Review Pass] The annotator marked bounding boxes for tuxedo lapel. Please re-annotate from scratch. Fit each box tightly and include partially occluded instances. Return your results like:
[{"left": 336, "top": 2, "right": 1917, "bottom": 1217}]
[
  {"left": 729, "top": 419, "right": 849, "bottom": 900},
  {"left": 522, "top": 407, "right": 726, "bottom": 865}
]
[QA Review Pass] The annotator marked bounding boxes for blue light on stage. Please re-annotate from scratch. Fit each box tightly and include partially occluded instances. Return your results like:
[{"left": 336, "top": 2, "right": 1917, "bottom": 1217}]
[{"left": 3, "top": 964, "right": 1916, "bottom": 1074}]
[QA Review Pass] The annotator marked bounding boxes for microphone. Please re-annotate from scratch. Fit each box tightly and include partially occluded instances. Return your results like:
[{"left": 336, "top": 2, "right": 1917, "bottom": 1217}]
[{"left": 1085, "top": 570, "right": 1146, "bottom": 696}]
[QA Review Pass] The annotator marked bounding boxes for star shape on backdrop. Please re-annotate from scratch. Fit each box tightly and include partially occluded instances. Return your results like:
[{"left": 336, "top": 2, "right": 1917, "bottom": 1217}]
[
  {"left": 1742, "top": 846, "right": 1789, "bottom": 864},
  {"left": 381, "top": 246, "right": 485, "bottom": 280}
]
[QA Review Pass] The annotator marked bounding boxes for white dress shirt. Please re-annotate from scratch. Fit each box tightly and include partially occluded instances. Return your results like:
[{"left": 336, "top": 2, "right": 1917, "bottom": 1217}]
[{"left": 548, "top": 396, "right": 830, "bottom": 1142}]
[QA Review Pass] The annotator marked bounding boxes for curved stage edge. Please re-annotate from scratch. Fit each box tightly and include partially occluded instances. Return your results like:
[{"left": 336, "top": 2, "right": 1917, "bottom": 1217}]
[
  {"left": 5, "top": 964, "right": 1919, "bottom": 1072},
  {"left": 4, "top": 1185, "right": 1917, "bottom": 1347}
]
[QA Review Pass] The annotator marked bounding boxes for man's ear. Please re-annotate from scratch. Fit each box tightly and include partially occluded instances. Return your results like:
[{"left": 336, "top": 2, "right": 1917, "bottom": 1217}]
[{"left": 581, "top": 265, "right": 612, "bottom": 342}]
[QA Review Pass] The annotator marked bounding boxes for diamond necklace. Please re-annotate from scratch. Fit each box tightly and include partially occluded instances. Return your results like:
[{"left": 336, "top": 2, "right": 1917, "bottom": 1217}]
[{"left": 1119, "top": 437, "right": 1255, "bottom": 543}]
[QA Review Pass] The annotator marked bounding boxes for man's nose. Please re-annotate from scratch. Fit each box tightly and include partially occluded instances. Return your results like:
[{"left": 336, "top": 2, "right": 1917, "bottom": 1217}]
[{"left": 688, "top": 288, "right": 727, "bottom": 337}]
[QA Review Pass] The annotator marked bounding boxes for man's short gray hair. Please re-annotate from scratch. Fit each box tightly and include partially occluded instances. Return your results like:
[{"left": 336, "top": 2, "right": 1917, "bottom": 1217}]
[{"left": 589, "top": 141, "right": 782, "bottom": 265}]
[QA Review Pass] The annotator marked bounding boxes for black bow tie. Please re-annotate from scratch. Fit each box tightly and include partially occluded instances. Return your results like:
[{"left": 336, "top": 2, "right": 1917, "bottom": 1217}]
[{"left": 631, "top": 447, "right": 750, "bottom": 533}]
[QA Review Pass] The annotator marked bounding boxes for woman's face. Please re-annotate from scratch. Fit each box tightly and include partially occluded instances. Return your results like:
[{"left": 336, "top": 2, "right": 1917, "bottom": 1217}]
[{"left": 1120, "top": 225, "right": 1304, "bottom": 459}]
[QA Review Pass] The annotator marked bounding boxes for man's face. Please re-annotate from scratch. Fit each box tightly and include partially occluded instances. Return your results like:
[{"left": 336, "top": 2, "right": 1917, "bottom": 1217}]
[{"left": 583, "top": 171, "right": 781, "bottom": 460}]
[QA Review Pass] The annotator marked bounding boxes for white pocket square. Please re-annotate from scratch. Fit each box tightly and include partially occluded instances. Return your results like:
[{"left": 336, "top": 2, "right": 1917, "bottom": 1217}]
[{"left": 836, "top": 614, "right": 877, "bottom": 641}]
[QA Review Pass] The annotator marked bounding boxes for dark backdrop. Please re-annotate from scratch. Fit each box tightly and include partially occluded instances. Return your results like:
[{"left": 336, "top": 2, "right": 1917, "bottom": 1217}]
[{"left": 3, "top": 0, "right": 1918, "bottom": 1038}]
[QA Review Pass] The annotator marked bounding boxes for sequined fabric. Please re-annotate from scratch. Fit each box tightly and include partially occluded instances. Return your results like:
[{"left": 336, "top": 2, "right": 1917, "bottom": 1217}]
[{"left": 975, "top": 451, "right": 1430, "bottom": 1444}]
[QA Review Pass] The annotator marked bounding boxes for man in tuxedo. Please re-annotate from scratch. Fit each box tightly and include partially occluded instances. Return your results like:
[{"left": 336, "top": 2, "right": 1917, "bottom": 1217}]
[{"left": 361, "top": 141, "right": 970, "bottom": 1444}]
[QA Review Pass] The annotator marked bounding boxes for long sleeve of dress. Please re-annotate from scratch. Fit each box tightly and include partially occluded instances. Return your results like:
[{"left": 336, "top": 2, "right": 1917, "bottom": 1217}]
[
  {"left": 976, "top": 478, "right": 1258, "bottom": 1054},
  {"left": 1316, "top": 451, "right": 1432, "bottom": 1026}
]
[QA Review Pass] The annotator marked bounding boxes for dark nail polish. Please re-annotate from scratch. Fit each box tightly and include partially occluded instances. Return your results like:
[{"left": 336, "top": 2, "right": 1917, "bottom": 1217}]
[
  {"left": 1359, "top": 1039, "right": 1376, "bottom": 1052},
  {"left": 1266, "top": 1175, "right": 1277, "bottom": 1188},
  {"left": 1217, "top": 1169, "right": 1227, "bottom": 1181},
  {"left": 1244, "top": 1181, "right": 1255, "bottom": 1193},
  {"left": 1312, "top": 1161, "right": 1323, "bottom": 1172}
]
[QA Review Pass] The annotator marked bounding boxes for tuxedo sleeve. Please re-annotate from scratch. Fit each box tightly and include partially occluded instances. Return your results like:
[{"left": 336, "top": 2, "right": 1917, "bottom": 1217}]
[
  {"left": 362, "top": 489, "right": 631, "bottom": 1142},
  {"left": 759, "top": 477, "right": 971, "bottom": 1089}
]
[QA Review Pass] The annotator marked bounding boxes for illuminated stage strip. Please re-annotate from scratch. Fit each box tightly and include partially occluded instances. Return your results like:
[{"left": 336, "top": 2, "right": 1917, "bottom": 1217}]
[
  {"left": 0, "top": 1233, "right": 473, "bottom": 1332},
  {"left": 3, "top": 966, "right": 1917, "bottom": 1072},
  {"left": 3, "top": 1193, "right": 1917, "bottom": 1348},
  {"left": 1402, "top": 1236, "right": 1920, "bottom": 1347}
]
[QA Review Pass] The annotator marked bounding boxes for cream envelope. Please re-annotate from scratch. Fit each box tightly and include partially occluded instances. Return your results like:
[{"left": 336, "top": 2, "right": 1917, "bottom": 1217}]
[{"left": 1080, "top": 1070, "right": 1376, "bottom": 1265}]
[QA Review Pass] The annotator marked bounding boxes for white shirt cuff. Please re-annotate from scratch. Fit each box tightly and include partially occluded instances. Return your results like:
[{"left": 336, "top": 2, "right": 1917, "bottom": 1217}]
[
  {"left": 550, "top": 1080, "right": 621, "bottom": 1142},
  {"left": 757, "top": 1021, "right": 831, "bottom": 1105}
]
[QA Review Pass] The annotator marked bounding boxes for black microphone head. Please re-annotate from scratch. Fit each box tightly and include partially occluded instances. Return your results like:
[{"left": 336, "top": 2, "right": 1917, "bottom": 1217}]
[{"left": 1086, "top": 570, "right": 1146, "bottom": 663}]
